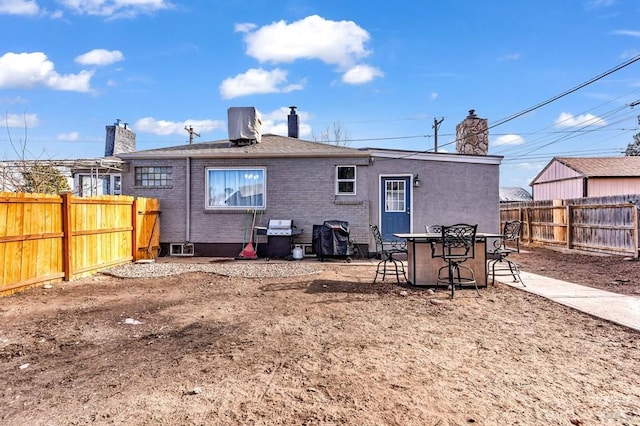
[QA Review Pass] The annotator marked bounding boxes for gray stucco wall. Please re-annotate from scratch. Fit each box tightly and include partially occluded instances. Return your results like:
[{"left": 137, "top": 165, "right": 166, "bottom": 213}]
[{"left": 368, "top": 157, "right": 500, "bottom": 242}]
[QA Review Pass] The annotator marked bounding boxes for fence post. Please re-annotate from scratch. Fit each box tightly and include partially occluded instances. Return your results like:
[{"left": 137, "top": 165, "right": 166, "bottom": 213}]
[
  {"left": 566, "top": 205, "right": 573, "bottom": 250},
  {"left": 61, "top": 192, "right": 72, "bottom": 281},
  {"left": 132, "top": 197, "right": 139, "bottom": 261},
  {"left": 634, "top": 204, "right": 639, "bottom": 258}
]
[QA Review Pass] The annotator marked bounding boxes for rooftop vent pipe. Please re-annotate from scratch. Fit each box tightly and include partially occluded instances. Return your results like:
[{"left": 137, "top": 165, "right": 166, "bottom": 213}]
[{"left": 288, "top": 106, "right": 299, "bottom": 139}]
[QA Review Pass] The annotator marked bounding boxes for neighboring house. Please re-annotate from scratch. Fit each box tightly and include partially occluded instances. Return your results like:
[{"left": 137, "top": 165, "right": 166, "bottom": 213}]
[
  {"left": 117, "top": 107, "right": 502, "bottom": 257},
  {"left": 0, "top": 121, "right": 132, "bottom": 196},
  {"left": 499, "top": 187, "right": 532, "bottom": 203},
  {"left": 530, "top": 157, "right": 640, "bottom": 201}
]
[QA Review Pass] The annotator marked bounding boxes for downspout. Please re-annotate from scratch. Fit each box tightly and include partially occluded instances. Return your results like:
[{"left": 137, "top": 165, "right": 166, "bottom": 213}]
[{"left": 186, "top": 157, "right": 191, "bottom": 242}]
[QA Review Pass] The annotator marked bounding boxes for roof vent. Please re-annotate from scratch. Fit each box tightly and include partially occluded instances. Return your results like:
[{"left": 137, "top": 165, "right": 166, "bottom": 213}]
[
  {"left": 227, "top": 107, "right": 262, "bottom": 145},
  {"left": 288, "top": 106, "right": 299, "bottom": 138}
]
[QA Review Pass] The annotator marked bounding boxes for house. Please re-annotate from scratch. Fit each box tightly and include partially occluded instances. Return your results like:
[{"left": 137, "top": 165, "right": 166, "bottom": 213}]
[
  {"left": 117, "top": 107, "right": 503, "bottom": 257},
  {"left": 530, "top": 157, "right": 640, "bottom": 201},
  {"left": 0, "top": 121, "right": 131, "bottom": 196}
]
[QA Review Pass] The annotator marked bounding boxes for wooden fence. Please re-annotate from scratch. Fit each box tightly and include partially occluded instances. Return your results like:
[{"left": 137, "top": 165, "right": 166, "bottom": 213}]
[
  {"left": 0, "top": 192, "right": 160, "bottom": 295},
  {"left": 500, "top": 194, "right": 640, "bottom": 257}
]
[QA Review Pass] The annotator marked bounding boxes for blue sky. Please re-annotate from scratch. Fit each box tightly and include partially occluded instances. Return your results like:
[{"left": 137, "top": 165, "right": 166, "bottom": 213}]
[{"left": 1, "top": 0, "right": 639, "bottom": 189}]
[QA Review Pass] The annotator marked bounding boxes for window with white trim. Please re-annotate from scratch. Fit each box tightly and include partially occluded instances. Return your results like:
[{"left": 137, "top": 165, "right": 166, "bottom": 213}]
[
  {"left": 206, "top": 167, "right": 266, "bottom": 209},
  {"left": 336, "top": 165, "right": 356, "bottom": 195},
  {"left": 76, "top": 173, "right": 122, "bottom": 196}
]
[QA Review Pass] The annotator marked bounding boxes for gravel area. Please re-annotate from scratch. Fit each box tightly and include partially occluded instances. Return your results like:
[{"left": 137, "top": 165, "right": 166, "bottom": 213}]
[{"left": 102, "top": 260, "right": 325, "bottom": 278}]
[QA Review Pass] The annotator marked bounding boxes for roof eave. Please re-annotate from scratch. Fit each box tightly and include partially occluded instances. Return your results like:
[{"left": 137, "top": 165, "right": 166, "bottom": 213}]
[
  {"left": 118, "top": 151, "right": 371, "bottom": 160},
  {"left": 366, "top": 148, "right": 502, "bottom": 165}
]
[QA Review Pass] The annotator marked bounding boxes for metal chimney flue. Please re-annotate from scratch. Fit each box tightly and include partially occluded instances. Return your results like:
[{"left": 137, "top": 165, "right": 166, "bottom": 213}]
[{"left": 288, "top": 106, "right": 299, "bottom": 139}]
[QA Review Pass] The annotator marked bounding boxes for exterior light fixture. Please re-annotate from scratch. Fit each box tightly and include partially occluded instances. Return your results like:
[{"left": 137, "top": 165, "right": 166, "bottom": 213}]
[{"left": 413, "top": 174, "right": 421, "bottom": 188}]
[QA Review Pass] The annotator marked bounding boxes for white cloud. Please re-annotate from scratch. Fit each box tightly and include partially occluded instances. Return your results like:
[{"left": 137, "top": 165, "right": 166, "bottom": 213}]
[
  {"left": 586, "top": 0, "right": 615, "bottom": 9},
  {"left": 59, "top": 0, "right": 172, "bottom": 18},
  {"left": 3, "top": 112, "right": 39, "bottom": 127},
  {"left": 75, "top": 49, "right": 124, "bottom": 66},
  {"left": 430, "top": 92, "right": 438, "bottom": 101},
  {"left": 259, "top": 107, "right": 312, "bottom": 137},
  {"left": 611, "top": 29, "right": 640, "bottom": 37},
  {"left": 234, "top": 22, "right": 257, "bottom": 33},
  {"left": 516, "top": 162, "right": 546, "bottom": 170},
  {"left": 620, "top": 49, "right": 640, "bottom": 59},
  {"left": 57, "top": 131, "right": 79, "bottom": 141},
  {"left": 493, "top": 134, "right": 525, "bottom": 146},
  {"left": 135, "top": 117, "right": 225, "bottom": 136},
  {"left": 0, "top": 0, "right": 39, "bottom": 15},
  {"left": 341, "top": 64, "right": 383, "bottom": 85},
  {"left": 241, "top": 15, "right": 372, "bottom": 69},
  {"left": 0, "top": 52, "right": 93, "bottom": 92},
  {"left": 555, "top": 112, "right": 607, "bottom": 128},
  {"left": 45, "top": 69, "right": 93, "bottom": 91},
  {"left": 219, "top": 68, "right": 303, "bottom": 99}
]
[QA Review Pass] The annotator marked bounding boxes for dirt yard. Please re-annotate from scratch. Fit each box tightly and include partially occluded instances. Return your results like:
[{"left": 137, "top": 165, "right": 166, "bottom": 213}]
[
  {"left": 1, "top": 246, "right": 639, "bottom": 425},
  {"left": 512, "top": 244, "right": 640, "bottom": 296}
]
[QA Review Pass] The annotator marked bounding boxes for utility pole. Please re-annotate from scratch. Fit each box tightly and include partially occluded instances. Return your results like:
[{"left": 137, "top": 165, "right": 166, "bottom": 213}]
[
  {"left": 433, "top": 117, "right": 444, "bottom": 152},
  {"left": 184, "top": 125, "right": 200, "bottom": 145}
]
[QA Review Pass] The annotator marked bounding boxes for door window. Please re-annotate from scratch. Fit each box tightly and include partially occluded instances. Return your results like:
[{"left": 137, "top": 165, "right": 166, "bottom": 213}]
[{"left": 385, "top": 179, "right": 406, "bottom": 212}]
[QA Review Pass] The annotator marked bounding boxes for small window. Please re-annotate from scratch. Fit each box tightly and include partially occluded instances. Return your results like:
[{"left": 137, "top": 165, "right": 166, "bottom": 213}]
[
  {"left": 170, "top": 243, "right": 194, "bottom": 256},
  {"left": 336, "top": 166, "right": 356, "bottom": 195},
  {"left": 206, "top": 168, "right": 265, "bottom": 209},
  {"left": 135, "top": 166, "right": 172, "bottom": 187},
  {"left": 113, "top": 175, "right": 122, "bottom": 195}
]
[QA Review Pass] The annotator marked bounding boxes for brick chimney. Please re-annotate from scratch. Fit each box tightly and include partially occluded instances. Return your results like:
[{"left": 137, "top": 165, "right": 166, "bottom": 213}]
[
  {"left": 287, "top": 106, "right": 299, "bottom": 138},
  {"left": 455, "top": 109, "right": 488, "bottom": 155},
  {"left": 105, "top": 119, "right": 136, "bottom": 157}
]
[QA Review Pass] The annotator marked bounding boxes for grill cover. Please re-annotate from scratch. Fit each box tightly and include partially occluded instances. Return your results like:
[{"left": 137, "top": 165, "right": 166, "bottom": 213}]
[{"left": 312, "top": 220, "right": 350, "bottom": 258}]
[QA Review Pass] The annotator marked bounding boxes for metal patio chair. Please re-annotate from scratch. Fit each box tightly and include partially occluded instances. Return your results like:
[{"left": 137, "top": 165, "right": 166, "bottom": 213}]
[
  {"left": 431, "top": 223, "right": 479, "bottom": 299},
  {"left": 425, "top": 225, "right": 443, "bottom": 234},
  {"left": 487, "top": 220, "right": 525, "bottom": 287},
  {"left": 370, "top": 224, "right": 407, "bottom": 283}
]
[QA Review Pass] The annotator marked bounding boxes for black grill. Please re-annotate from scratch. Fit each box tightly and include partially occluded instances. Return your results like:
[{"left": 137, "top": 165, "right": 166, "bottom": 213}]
[{"left": 256, "top": 219, "right": 302, "bottom": 259}]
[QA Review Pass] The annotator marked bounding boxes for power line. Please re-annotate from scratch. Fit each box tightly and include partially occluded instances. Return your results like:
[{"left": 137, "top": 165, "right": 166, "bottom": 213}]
[{"left": 488, "top": 53, "right": 640, "bottom": 130}]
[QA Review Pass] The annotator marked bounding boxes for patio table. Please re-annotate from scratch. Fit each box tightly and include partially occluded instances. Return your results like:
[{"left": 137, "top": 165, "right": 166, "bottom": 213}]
[{"left": 393, "top": 232, "right": 503, "bottom": 288}]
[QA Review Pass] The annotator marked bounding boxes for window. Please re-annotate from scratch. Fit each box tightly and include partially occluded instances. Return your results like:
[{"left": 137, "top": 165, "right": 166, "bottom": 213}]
[
  {"left": 385, "top": 179, "right": 406, "bottom": 212},
  {"left": 336, "top": 166, "right": 356, "bottom": 195},
  {"left": 135, "top": 166, "right": 172, "bottom": 187},
  {"left": 206, "top": 168, "right": 265, "bottom": 209},
  {"left": 113, "top": 175, "right": 122, "bottom": 195},
  {"left": 76, "top": 173, "right": 122, "bottom": 196}
]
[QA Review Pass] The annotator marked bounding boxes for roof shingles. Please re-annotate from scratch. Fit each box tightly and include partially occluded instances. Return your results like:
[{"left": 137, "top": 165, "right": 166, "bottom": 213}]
[
  {"left": 556, "top": 157, "right": 640, "bottom": 177},
  {"left": 118, "top": 134, "right": 368, "bottom": 159}
]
